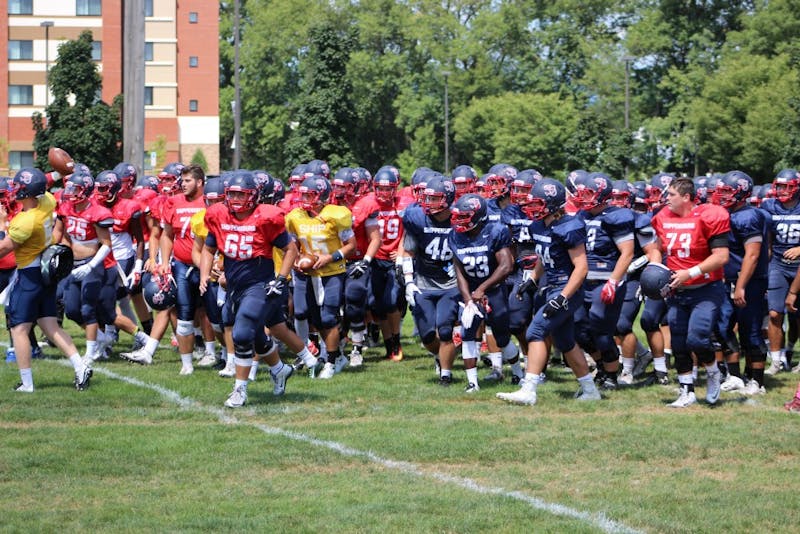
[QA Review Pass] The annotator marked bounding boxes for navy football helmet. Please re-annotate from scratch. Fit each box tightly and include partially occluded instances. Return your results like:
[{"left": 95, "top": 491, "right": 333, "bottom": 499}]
[
  {"left": 63, "top": 171, "right": 95, "bottom": 203},
  {"left": 451, "top": 165, "right": 478, "bottom": 200},
  {"left": 373, "top": 165, "right": 400, "bottom": 205},
  {"left": 509, "top": 169, "right": 543, "bottom": 206},
  {"left": 252, "top": 170, "right": 283, "bottom": 205},
  {"left": 305, "top": 159, "right": 330, "bottom": 179},
  {"left": 203, "top": 177, "right": 226, "bottom": 205},
  {"left": 712, "top": 170, "right": 753, "bottom": 209},
  {"left": 113, "top": 161, "right": 137, "bottom": 195},
  {"left": 610, "top": 180, "right": 632, "bottom": 208},
  {"left": 157, "top": 162, "right": 184, "bottom": 195},
  {"left": 411, "top": 167, "right": 435, "bottom": 203},
  {"left": 646, "top": 172, "right": 675, "bottom": 209},
  {"left": 289, "top": 164, "right": 307, "bottom": 191},
  {"left": 0, "top": 176, "right": 15, "bottom": 211},
  {"left": 565, "top": 169, "right": 588, "bottom": 196},
  {"left": 748, "top": 184, "right": 763, "bottom": 207},
  {"left": 640, "top": 263, "right": 674, "bottom": 300},
  {"left": 450, "top": 193, "right": 487, "bottom": 233},
  {"left": 331, "top": 167, "right": 358, "bottom": 206},
  {"left": 421, "top": 174, "right": 455, "bottom": 215},
  {"left": 485, "top": 163, "right": 519, "bottom": 199},
  {"left": 298, "top": 174, "right": 332, "bottom": 213},
  {"left": 143, "top": 272, "right": 178, "bottom": 311},
  {"left": 94, "top": 170, "right": 122, "bottom": 203},
  {"left": 521, "top": 178, "right": 566, "bottom": 221},
  {"left": 136, "top": 175, "right": 159, "bottom": 192},
  {"left": 13, "top": 168, "right": 48, "bottom": 200},
  {"left": 353, "top": 167, "right": 372, "bottom": 196},
  {"left": 224, "top": 170, "right": 259, "bottom": 213},
  {"left": 773, "top": 168, "right": 800, "bottom": 204},
  {"left": 574, "top": 172, "right": 613, "bottom": 211},
  {"left": 41, "top": 244, "right": 74, "bottom": 287}
]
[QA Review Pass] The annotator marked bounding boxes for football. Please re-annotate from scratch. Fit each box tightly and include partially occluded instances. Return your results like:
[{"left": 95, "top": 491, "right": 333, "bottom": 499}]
[
  {"left": 48, "top": 147, "right": 75, "bottom": 176},
  {"left": 294, "top": 252, "right": 318, "bottom": 273}
]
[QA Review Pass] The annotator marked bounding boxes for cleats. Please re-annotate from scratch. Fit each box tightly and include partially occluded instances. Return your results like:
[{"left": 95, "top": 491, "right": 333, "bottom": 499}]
[
  {"left": 720, "top": 375, "right": 745, "bottom": 392},
  {"left": 179, "top": 365, "right": 194, "bottom": 376},
  {"left": 318, "top": 362, "right": 335, "bottom": 380},
  {"left": 464, "top": 382, "right": 480, "bottom": 394},
  {"left": 120, "top": 348, "right": 153, "bottom": 365},
  {"left": 197, "top": 351, "right": 218, "bottom": 368},
  {"left": 334, "top": 354, "right": 349, "bottom": 374},
  {"left": 270, "top": 363, "right": 294, "bottom": 396},
  {"left": 14, "top": 382, "right": 33, "bottom": 393},
  {"left": 75, "top": 367, "right": 93, "bottom": 391},
  {"left": 483, "top": 368, "right": 504, "bottom": 382},
  {"left": 669, "top": 388, "right": 697, "bottom": 408},
  {"left": 438, "top": 374, "right": 453, "bottom": 387},
  {"left": 349, "top": 348, "right": 363, "bottom": 368},
  {"left": 497, "top": 382, "right": 537, "bottom": 405},
  {"left": 224, "top": 385, "right": 247, "bottom": 408}
]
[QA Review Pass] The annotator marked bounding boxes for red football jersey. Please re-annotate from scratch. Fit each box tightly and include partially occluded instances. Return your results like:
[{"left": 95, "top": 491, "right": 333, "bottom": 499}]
[
  {"left": 102, "top": 198, "right": 142, "bottom": 261},
  {"left": 161, "top": 194, "right": 205, "bottom": 264},
  {"left": 134, "top": 189, "right": 158, "bottom": 242},
  {"left": 0, "top": 203, "right": 21, "bottom": 270},
  {"left": 58, "top": 200, "right": 117, "bottom": 268},
  {"left": 204, "top": 202, "right": 286, "bottom": 261},
  {"left": 350, "top": 194, "right": 381, "bottom": 260},
  {"left": 372, "top": 192, "right": 413, "bottom": 261},
  {"left": 651, "top": 202, "right": 731, "bottom": 287},
  {"left": 278, "top": 190, "right": 301, "bottom": 213}
]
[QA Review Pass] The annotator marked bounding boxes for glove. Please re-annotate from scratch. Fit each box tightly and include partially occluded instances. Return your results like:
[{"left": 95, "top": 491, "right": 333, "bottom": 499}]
[
  {"left": 126, "top": 259, "right": 143, "bottom": 290},
  {"left": 460, "top": 300, "right": 484, "bottom": 329},
  {"left": 627, "top": 256, "right": 649, "bottom": 275},
  {"left": 265, "top": 275, "right": 288, "bottom": 298},
  {"left": 405, "top": 282, "right": 421, "bottom": 308},
  {"left": 71, "top": 264, "right": 93, "bottom": 281},
  {"left": 348, "top": 259, "right": 370, "bottom": 280},
  {"left": 600, "top": 278, "right": 622, "bottom": 304},
  {"left": 516, "top": 254, "right": 539, "bottom": 271},
  {"left": 542, "top": 294, "right": 569, "bottom": 319},
  {"left": 516, "top": 276, "right": 539, "bottom": 301}
]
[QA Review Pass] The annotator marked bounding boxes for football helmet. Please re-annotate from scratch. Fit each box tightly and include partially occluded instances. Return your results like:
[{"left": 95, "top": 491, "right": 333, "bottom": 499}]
[
  {"left": 565, "top": 169, "right": 588, "bottom": 196},
  {"left": 450, "top": 193, "right": 488, "bottom": 233},
  {"left": 289, "top": 164, "right": 307, "bottom": 191},
  {"left": 609, "top": 180, "right": 633, "bottom": 208},
  {"left": 521, "top": 178, "right": 566, "bottom": 221},
  {"left": 421, "top": 174, "right": 455, "bottom": 215},
  {"left": 573, "top": 172, "right": 613, "bottom": 210},
  {"left": 411, "top": 167, "right": 434, "bottom": 203},
  {"left": 143, "top": 272, "right": 178, "bottom": 311},
  {"left": 509, "top": 169, "right": 543, "bottom": 205},
  {"left": 224, "top": 170, "right": 259, "bottom": 213},
  {"left": 63, "top": 171, "right": 95, "bottom": 203},
  {"left": 40, "top": 244, "right": 74, "bottom": 286},
  {"left": 646, "top": 172, "right": 675, "bottom": 209},
  {"left": 631, "top": 181, "right": 648, "bottom": 211},
  {"left": 331, "top": 167, "right": 358, "bottom": 206},
  {"left": 252, "top": 170, "right": 283, "bottom": 205},
  {"left": 711, "top": 170, "right": 753, "bottom": 209},
  {"left": 298, "top": 174, "right": 332, "bottom": 213},
  {"left": 94, "top": 170, "right": 122, "bottom": 203},
  {"left": 157, "top": 162, "right": 184, "bottom": 195},
  {"left": 353, "top": 167, "right": 372, "bottom": 196},
  {"left": 203, "top": 177, "right": 226, "bottom": 206},
  {"left": 693, "top": 176, "right": 709, "bottom": 204},
  {"left": 0, "top": 176, "right": 16, "bottom": 210},
  {"left": 305, "top": 159, "right": 331, "bottom": 179},
  {"left": 13, "top": 167, "right": 48, "bottom": 199},
  {"left": 761, "top": 182, "right": 775, "bottom": 200},
  {"left": 136, "top": 175, "right": 159, "bottom": 192},
  {"left": 748, "top": 184, "right": 763, "bottom": 207},
  {"left": 451, "top": 165, "right": 478, "bottom": 199},
  {"left": 113, "top": 161, "right": 137, "bottom": 195},
  {"left": 485, "top": 163, "right": 519, "bottom": 199},
  {"left": 773, "top": 168, "right": 800, "bottom": 204},
  {"left": 373, "top": 165, "right": 400, "bottom": 205},
  {"left": 640, "top": 263, "right": 674, "bottom": 300}
]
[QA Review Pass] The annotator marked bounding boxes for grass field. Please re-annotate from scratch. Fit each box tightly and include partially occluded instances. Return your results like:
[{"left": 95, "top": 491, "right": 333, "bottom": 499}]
[{"left": 2, "top": 316, "right": 800, "bottom": 533}]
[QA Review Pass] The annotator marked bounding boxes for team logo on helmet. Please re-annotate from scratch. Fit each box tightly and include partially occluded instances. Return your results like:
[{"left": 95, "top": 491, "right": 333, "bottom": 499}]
[
  {"left": 543, "top": 183, "right": 557, "bottom": 197},
  {"left": 594, "top": 176, "right": 608, "bottom": 190},
  {"left": 18, "top": 171, "right": 32, "bottom": 184}
]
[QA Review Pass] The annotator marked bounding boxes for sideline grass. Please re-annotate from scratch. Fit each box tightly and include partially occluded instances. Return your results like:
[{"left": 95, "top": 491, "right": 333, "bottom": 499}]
[{"left": 2, "top": 317, "right": 800, "bottom": 533}]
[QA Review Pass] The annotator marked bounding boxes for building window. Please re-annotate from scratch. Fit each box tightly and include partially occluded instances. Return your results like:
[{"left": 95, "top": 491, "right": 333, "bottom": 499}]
[
  {"left": 189, "top": 56, "right": 198, "bottom": 68},
  {"left": 76, "top": 0, "right": 101, "bottom": 16},
  {"left": 8, "top": 0, "right": 33, "bottom": 15},
  {"left": 144, "top": 0, "right": 153, "bottom": 17},
  {"left": 144, "top": 87, "right": 153, "bottom": 106},
  {"left": 144, "top": 42, "right": 154, "bottom": 62},
  {"left": 8, "top": 40, "right": 33, "bottom": 60},
  {"left": 9, "top": 85, "right": 33, "bottom": 105},
  {"left": 189, "top": 12, "right": 198, "bottom": 23},
  {"left": 91, "top": 41, "right": 102, "bottom": 61},
  {"left": 189, "top": 100, "right": 198, "bottom": 112},
  {"left": 9, "top": 151, "right": 34, "bottom": 170}
]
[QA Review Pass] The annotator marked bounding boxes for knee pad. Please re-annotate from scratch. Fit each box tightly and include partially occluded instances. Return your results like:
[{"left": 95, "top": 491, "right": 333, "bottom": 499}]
[
  {"left": 421, "top": 331, "right": 437, "bottom": 346},
  {"left": 601, "top": 348, "right": 619, "bottom": 364},
  {"left": 176, "top": 319, "right": 194, "bottom": 337},
  {"left": 501, "top": 342, "right": 518, "bottom": 362},
  {"left": 255, "top": 335, "right": 274, "bottom": 356},
  {"left": 574, "top": 326, "right": 596, "bottom": 355},
  {"left": 234, "top": 342, "right": 254, "bottom": 359},
  {"left": 437, "top": 325, "right": 453, "bottom": 343},
  {"left": 695, "top": 349, "right": 715, "bottom": 366},
  {"left": 674, "top": 351, "right": 693, "bottom": 374},
  {"left": 748, "top": 348, "right": 767, "bottom": 363},
  {"left": 80, "top": 303, "right": 97, "bottom": 325},
  {"left": 233, "top": 356, "right": 253, "bottom": 368}
]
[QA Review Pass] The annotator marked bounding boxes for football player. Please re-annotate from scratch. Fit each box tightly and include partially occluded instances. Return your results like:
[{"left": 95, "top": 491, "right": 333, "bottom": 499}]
[
  {"left": 497, "top": 178, "right": 600, "bottom": 405},
  {"left": 448, "top": 194, "right": 515, "bottom": 392},
  {"left": 650, "top": 177, "right": 730, "bottom": 408},
  {"left": 0, "top": 168, "right": 92, "bottom": 392},
  {"left": 201, "top": 170, "right": 306, "bottom": 408}
]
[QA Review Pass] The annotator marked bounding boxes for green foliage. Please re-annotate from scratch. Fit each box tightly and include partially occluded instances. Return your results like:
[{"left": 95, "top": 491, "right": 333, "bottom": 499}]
[
  {"left": 190, "top": 148, "right": 209, "bottom": 172},
  {"left": 32, "top": 31, "right": 122, "bottom": 173}
]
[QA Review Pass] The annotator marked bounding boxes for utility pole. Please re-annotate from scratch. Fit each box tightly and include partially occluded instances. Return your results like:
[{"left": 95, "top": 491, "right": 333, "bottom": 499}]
[
  {"left": 442, "top": 70, "right": 450, "bottom": 174},
  {"left": 40, "top": 21, "right": 54, "bottom": 105},
  {"left": 123, "top": 0, "right": 145, "bottom": 174},
  {"left": 622, "top": 56, "right": 634, "bottom": 179},
  {"left": 233, "top": 0, "right": 242, "bottom": 169}
]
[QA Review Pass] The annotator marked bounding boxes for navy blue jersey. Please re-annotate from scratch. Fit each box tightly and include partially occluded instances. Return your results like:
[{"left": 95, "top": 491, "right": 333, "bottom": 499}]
[
  {"left": 501, "top": 203, "right": 537, "bottom": 260},
  {"left": 634, "top": 211, "right": 656, "bottom": 257},
  {"left": 578, "top": 206, "right": 635, "bottom": 280},
  {"left": 529, "top": 214, "right": 586, "bottom": 286},
  {"left": 486, "top": 198, "right": 503, "bottom": 224},
  {"left": 761, "top": 198, "right": 800, "bottom": 263},
  {"left": 725, "top": 205, "right": 769, "bottom": 281},
  {"left": 449, "top": 222, "right": 512, "bottom": 291},
  {"left": 402, "top": 204, "right": 455, "bottom": 286}
]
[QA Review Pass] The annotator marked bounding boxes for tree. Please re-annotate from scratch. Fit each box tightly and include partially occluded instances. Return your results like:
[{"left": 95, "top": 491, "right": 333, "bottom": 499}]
[
  {"left": 32, "top": 31, "right": 122, "bottom": 173},
  {"left": 190, "top": 148, "right": 209, "bottom": 172}
]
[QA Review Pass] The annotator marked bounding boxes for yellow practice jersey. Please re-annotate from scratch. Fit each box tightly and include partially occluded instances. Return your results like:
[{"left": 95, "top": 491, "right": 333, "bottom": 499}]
[
  {"left": 285, "top": 204, "right": 353, "bottom": 277},
  {"left": 9, "top": 192, "right": 56, "bottom": 268},
  {"left": 190, "top": 208, "right": 207, "bottom": 241}
]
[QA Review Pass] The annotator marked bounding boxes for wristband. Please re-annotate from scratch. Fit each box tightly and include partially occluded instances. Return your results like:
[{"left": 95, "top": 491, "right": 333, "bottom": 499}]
[
  {"left": 276, "top": 274, "right": 288, "bottom": 283},
  {"left": 401, "top": 256, "right": 414, "bottom": 276},
  {"left": 332, "top": 250, "right": 343, "bottom": 262},
  {"left": 688, "top": 266, "right": 703, "bottom": 279},
  {"left": 363, "top": 255, "right": 372, "bottom": 264}
]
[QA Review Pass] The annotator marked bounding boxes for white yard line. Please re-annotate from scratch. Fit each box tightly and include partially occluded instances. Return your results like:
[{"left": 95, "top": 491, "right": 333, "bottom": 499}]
[{"left": 93, "top": 365, "right": 642, "bottom": 534}]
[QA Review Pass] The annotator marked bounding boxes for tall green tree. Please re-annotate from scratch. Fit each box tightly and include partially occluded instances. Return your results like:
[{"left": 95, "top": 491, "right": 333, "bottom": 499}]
[{"left": 32, "top": 31, "right": 122, "bottom": 173}]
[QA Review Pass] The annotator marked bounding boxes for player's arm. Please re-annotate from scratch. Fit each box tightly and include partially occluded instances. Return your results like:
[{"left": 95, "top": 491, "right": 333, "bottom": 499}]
[
  {"left": 0, "top": 207, "right": 19, "bottom": 258},
  {"left": 52, "top": 216, "right": 69, "bottom": 245},
  {"left": 610, "top": 238, "right": 634, "bottom": 283},
  {"left": 145, "top": 212, "right": 161, "bottom": 272},
  {"left": 130, "top": 214, "right": 145, "bottom": 262},
  {"left": 733, "top": 240, "right": 761, "bottom": 307},
  {"left": 159, "top": 221, "right": 175, "bottom": 274},
  {"left": 278, "top": 238, "right": 299, "bottom": 279},
  {"left": 199, "top": 235, "right": 217, "bottom": 296},
  {"left": 786, "top": 265, "right": 800, "bottom": 312},
  {"left": 192, "top": 234, "right": 204, "bottom": 269},
  {"left": 364, "top": 221, "right": 381, "bottom": 261},
  {"left": 562, "top": 243, "right": 589, "bottom": 299},
  {"left": 671, "top": 235, "right": 729, "bottom": 288},
  {"left": 454, "top": 256, "right": 472, "bottom": 304},
  {"left": 471, "top": 246, "right": 513, "bottom": 301}
]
